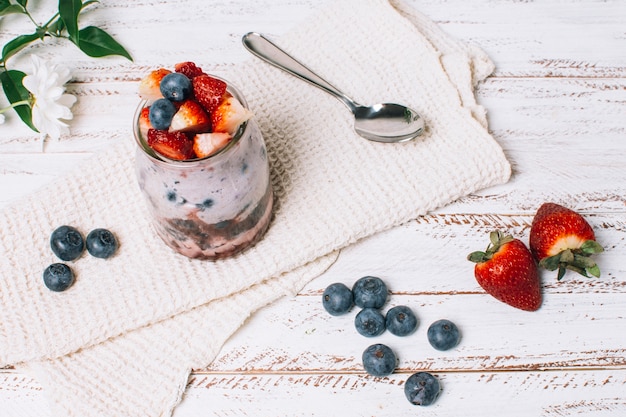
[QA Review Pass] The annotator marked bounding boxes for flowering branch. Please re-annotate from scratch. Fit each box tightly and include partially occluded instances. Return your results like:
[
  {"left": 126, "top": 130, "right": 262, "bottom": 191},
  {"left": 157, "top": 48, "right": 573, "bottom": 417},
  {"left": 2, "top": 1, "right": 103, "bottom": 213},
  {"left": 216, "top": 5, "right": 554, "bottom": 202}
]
[{"left": 0, "top": 0, "right": 132, "bottom": 138}]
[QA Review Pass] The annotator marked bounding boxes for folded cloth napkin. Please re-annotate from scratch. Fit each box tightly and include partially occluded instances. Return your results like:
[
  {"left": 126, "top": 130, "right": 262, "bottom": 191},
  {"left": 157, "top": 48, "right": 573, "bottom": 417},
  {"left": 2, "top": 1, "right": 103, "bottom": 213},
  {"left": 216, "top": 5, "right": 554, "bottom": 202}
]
[{"left": 0, "top": 0, "right": 511, "bottom": 415}]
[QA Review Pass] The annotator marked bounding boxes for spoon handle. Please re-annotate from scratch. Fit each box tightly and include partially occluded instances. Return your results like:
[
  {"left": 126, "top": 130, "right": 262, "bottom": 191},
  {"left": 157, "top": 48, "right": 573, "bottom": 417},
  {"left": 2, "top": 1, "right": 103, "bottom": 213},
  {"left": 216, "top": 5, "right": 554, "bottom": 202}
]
[{"left": 242, "top": 32, "right": 358, "bottom": 112}]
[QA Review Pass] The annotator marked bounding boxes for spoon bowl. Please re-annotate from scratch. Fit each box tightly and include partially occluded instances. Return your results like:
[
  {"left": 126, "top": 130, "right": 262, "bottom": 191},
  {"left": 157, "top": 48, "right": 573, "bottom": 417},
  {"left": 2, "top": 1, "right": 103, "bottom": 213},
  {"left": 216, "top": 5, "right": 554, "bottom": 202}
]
[{"left": 242, "top": 32, "right": 424, "bottom": 143}]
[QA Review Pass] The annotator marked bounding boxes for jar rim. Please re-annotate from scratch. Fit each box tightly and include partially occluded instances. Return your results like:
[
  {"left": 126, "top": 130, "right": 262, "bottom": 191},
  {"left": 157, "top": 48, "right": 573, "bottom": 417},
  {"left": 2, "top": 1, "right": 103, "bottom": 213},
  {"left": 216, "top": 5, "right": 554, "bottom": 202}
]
[{"left": 132, "top": 75, "right": 250, "bottom": 166}]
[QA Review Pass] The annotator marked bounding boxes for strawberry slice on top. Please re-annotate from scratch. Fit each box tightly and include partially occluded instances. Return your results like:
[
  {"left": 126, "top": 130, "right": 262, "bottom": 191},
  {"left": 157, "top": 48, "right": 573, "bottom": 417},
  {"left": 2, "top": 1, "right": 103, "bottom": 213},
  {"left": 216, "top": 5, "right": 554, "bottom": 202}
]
[
  {"left": 529, "top": 202, "right": 604, "bottom": 280},
  {"left": 138, "top": 107, "right": 153, "bottom": 139},
  {"left": 192, "top": 74, "right": 228, "bottom": 114},
  {"left": 169, "top": 100, "right": 211, "bottom": 133},
  {"left": 174, "top": 61, "right": 205, "bottom": 79},
  {"left": 211, "top": 95, "right": 253, "bottom": 135},
  {"left": 147, "top": 129, "right": 196, "bottom": 161},
  {"left": 193, "top": 132, "right": 232, "bottom": 158},
  {"left": 138, "top": 68, "right": 171, "bottom": 101}
]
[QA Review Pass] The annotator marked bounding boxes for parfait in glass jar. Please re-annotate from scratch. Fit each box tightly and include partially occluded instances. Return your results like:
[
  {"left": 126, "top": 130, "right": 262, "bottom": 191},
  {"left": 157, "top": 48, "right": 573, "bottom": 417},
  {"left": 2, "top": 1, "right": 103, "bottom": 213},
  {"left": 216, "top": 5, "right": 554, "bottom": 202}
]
[{"left": 132, "top": 61, "right": 273, "bottom": 260}]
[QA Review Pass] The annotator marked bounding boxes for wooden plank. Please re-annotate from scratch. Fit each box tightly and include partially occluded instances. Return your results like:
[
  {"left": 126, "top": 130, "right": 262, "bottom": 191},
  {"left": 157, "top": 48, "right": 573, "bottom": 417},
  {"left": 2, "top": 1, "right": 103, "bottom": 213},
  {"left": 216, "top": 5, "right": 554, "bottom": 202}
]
[
  {"left": 205, "top": 293, "right": 626, "bottom": 374},
  {"left": 418, "top": 0, "right": 626, "bottom": 78},
  {"left": 3, "top": 369, "right": 625, "bottom": 417},
  {"left": 2, "top": 0, "right": 623, "bottom": 80},
  {"left": 176, "top": 370, "right": 626, "bottom": 417}
]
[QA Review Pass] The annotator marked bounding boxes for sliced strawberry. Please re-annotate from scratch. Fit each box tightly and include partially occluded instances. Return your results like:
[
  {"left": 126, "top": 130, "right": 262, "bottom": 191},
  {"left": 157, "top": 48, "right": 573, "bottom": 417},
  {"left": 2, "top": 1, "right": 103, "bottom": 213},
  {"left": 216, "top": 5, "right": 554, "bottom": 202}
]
[
  {"left": 175, "top": 61, "right": 205, "bottom": 79},
  {"left": 468, "top": 231, "right": 542, "bottom": 311},
  {"left": 138, "top": 107, "right": 153, "bottom": 139},
  {"left": 192, "top": 74, "right": 228, "bottom": 113},
  {"left": 529, "top": 203, "right": 604, "bottom": 280},
  {"left": 138, "top": 68, "right": 171, "bottom": 100},
  {"left": 169, "top": 100, "right": 211, "bottom": 133},
  {"left": 211, "top": 95, "right": 253, "bottom": 135},
  {"left": 193, "top": 132, "right": 232, "bottom": 158},
  {"left": 147, "top": 129, "right": 196, "bottom": 161}
]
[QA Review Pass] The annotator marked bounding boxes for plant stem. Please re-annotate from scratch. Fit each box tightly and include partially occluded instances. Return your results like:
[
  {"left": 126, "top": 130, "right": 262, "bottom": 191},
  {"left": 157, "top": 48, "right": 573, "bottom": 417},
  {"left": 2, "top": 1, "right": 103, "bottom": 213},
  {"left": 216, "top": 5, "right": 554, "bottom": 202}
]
[{"left": 0, "top": 99, "right": 32, "bottom": 114}]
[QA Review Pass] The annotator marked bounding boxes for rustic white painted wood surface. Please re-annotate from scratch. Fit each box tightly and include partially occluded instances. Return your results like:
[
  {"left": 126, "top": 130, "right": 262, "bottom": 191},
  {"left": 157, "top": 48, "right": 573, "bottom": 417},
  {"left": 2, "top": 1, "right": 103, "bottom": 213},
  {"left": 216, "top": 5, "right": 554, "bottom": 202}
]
[{"left": 1, "top": 0, "right": 626, "bottom": 416}]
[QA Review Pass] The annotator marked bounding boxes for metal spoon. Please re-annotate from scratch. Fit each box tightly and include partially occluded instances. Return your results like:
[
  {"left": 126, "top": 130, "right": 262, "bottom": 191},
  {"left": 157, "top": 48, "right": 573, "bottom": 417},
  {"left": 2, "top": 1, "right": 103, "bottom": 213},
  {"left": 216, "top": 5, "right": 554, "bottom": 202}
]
[{"left": 242, "top": 32, "right": 424, "bottom": 143}]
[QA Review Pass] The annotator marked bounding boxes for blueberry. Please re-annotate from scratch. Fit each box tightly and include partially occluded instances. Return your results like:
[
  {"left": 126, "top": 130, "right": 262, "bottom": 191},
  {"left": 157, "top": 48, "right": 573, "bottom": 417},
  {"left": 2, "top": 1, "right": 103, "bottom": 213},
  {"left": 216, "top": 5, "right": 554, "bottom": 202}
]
[
  {"left": 149, "top": 98, "right": 176, "bottom": 130},
  {"left": 385, "top": 305, "right": 418, "bottom": 336},
  {"left": 50, "top": 225, "right": 85, "bottom": 261},
  {"left": 322, "top": 282, "right": 353, "bottom": 316},
  {"left": 86, "top": 228, "right": 118, "bottom": 259},
  {"left": 362, "top": 343, "right": 397, "bottom": 377},
  {"left": 43, "top": 263, "right": 75, "bottom": 292},
  {"left": 352, "top": 276, "right": 388, "bottom": 308},
  {"left": 196, "top": 198, "right": 214, "bottom": 210},
  {"left": 159, "top": 73, "right": 192, "bottom": 102},
  {"left": 354, "top": 307, "right": 386, "bottom": 337},
  {"left": 404, "top": 372, "right": 440, "bottom": 406},
  {"left": 427, "top": 319, "right": 461, "bottom": 351}
]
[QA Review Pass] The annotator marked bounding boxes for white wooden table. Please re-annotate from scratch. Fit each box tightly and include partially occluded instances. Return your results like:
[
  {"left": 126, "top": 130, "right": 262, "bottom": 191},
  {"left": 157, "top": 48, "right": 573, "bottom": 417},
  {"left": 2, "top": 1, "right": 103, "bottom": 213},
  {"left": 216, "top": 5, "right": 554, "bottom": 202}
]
[{"left": 2, "top": 1, "right": 626, "bottom": 416}]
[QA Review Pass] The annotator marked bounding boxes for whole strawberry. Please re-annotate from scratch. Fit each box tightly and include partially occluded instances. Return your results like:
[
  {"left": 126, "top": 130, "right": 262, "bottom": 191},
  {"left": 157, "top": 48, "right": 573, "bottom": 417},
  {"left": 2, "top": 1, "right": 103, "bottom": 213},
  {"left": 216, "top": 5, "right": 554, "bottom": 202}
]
[
  {"left": 468, "top": 231, "right": 542, "bottom": 311},
  {"left": 529, "top": 203, "right": 603, "bottom": 280}
]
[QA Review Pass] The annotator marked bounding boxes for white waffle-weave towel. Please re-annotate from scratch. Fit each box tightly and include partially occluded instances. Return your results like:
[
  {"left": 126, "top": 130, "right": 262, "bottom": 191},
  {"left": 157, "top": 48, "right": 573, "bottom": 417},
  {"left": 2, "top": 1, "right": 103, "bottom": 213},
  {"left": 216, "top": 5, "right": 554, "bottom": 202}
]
[{"left": 0, "top": 0, "right": 510, "bottom": 415}]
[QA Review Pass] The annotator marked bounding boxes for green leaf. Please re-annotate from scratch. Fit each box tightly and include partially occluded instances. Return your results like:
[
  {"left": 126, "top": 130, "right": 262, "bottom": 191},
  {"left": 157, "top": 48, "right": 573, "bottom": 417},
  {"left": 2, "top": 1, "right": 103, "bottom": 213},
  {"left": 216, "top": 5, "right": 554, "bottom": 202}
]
[
  {"left": 580, "top": 240, "right": 604, "bottom": 255},
  {"left": 586, "top": 264, "right": 601, "bottom": 278},
  {"left": 2, "top": 32, "right": 40, "bottom": 63},
  {"left": 0, "top": 70, "right": 36, "bottom": 131},
  {"left": 565, "top": 264, "right": 589, "bottom": 278},
  {"left": 16, "top": 0, "right": 28, "bottom": 7},
  {"left": 0, "top": 2, "right": 26, "bottom": 16},
  {"left": 573, "top": 253, "right": 597, "bottom": 269},
  {"left": 47, "top": 17, "right": 66, "bottom": 36},
  {"left": 539, "top": 253, "right": 561, "bottom": 271},
  {"left": 560, "top": 249, "right": 574, "bottom": 263},
  {"left": 467, "top": 251, "right": 488, "bottom": 264},
  {"left": 75, "top": 26, "right": 132, "bottom": 60},
  {"left": 59, "top": 0, "right": 82, "bottom": 44}
]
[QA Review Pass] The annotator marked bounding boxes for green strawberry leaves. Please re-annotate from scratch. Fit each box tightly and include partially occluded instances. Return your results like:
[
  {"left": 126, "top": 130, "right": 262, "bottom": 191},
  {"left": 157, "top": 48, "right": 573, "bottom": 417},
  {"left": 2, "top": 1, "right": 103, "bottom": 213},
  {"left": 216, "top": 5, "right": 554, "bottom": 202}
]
[
  {"left": 538, "top": 240, "right": 604, "bottom": 280},
  {"left": 467, "top": 231, "right": 515, "bottom": 263}
]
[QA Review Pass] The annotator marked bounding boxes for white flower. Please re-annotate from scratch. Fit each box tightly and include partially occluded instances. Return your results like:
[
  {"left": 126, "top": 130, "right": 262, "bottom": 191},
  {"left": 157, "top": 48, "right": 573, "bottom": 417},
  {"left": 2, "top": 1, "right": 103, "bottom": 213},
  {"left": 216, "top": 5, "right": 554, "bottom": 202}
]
[
  {"left": 22, "top": 55, "right": 77, "bottom": 141},
  {"left": 0, "top": 114, "right": 5, "bottom": 124}
]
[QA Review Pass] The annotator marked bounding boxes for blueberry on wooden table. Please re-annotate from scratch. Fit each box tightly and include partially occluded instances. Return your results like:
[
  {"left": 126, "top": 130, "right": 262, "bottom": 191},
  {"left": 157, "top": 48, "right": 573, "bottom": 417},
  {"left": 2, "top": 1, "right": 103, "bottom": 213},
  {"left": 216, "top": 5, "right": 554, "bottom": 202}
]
[
  {"left": 86, "top": 228, "right": 119, "bottom": 259},
  {"left": 352, "top": 276, "right": 388, "bottom": 308},
  {"left": 43, "top": 263, "right": 75, "bottom": 292},
  {"left": 50, "top": 225, "right": 85, "bottom": 261},
  {"left": 322, "top": 282, "right": 353, "bottom": 316},
  {"left": 355, "top": 307, "right": 386, "bottom": 337},
  {"left": 427, "top": 319, "right": 461, "bottom": 351},
  {"left": 362, "top": 343, "right": 397, "bottom": 377},
  {"left": 385, "top": 305, "right": 418, "bottom": 336},
  {"left": 404, "top": 372, "right": 440, "bottom": 406}
]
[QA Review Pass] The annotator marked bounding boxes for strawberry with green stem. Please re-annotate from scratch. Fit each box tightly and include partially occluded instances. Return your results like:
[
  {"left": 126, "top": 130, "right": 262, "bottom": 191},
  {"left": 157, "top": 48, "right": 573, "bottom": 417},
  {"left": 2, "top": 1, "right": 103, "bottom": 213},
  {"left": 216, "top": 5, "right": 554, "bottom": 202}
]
[
  {"left": 529, "top": 203, "right": 604, "bottom": 280},
  {"left": 468, "top": 231, "right": 542, "bottom": 312}
]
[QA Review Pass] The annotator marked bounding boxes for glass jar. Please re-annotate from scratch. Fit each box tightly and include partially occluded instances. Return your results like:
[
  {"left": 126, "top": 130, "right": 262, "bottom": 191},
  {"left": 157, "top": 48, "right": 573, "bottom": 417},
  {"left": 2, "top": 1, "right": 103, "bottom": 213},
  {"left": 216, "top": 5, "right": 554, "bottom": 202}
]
[{"left": 132, "top": 80, "right": 273, "bottom": 260}]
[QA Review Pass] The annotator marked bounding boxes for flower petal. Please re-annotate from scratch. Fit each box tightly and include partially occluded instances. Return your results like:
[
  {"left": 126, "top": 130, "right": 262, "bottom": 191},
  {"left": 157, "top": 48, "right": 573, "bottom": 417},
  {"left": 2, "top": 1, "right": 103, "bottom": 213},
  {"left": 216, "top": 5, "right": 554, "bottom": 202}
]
[{"left": 24, "top": 55, "right": 77, "bottom": 140}]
